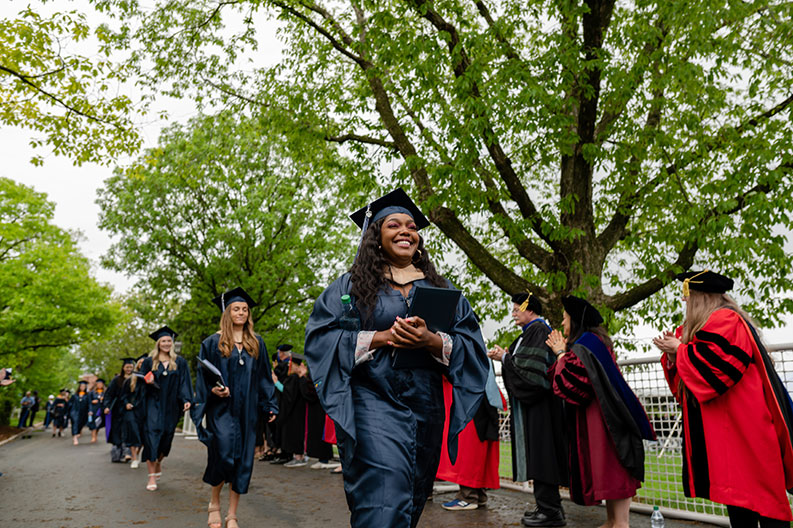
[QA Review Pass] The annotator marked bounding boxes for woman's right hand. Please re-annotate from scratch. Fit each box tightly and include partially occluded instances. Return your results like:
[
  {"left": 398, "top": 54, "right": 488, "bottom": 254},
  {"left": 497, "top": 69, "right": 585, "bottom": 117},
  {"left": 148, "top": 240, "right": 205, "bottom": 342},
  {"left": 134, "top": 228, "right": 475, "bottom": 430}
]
[
  {"left": 211, "top": 386, "right": 230, "bottom": 398},
  {"left": 125, "top": 403, "right": 133, "bottom": 410},
  {"left": 104, "top": 408, "right": 110, "bottom": 415}
]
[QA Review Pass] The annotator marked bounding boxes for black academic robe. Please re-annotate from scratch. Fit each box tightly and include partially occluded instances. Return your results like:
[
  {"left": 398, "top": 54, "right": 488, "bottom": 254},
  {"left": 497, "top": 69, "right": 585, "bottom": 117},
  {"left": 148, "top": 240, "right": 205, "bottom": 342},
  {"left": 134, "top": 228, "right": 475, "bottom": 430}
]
[
  {"left": 104, "top": 376, "right": 128, "bottom": 446},
  {"left": 139, "top": 356, "right": 193, "bottom": 462},
  {"left": 501, "top": 319, "right": 568, "bottom": 485},
  {"left": 192, "top": 334, "right": 278, "bottom": 494},
  {"left": 304, "top": 273, "right": 488, "bottom": 528},
  {"left": 88, "top": 390, "right": 106, "bottom": 431},
  {"left": 300, "top": 375, "right": 333, "bottom": 460},
  {"left": 68, "top": 392, "right": 90, "bottom": 435},
  {"left": 121, "top": 377, "right": 146, "bottom": 447},
  {"left": 277, "top": 373, "right": 306, "bottom": 455},
  {"left": 52, "top": 397, "right": 68, "bottom": 428}
]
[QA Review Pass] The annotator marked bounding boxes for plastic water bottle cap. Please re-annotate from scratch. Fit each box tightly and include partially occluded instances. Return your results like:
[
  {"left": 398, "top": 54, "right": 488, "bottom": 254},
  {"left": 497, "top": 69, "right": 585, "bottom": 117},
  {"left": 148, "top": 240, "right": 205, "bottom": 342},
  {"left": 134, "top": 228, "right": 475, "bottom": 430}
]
[
  {"left": 653, "top": 506, "right": 659, "bottom": 511},
  {"left": 341, "top": 295, "right": 351, "bottom": 304}
]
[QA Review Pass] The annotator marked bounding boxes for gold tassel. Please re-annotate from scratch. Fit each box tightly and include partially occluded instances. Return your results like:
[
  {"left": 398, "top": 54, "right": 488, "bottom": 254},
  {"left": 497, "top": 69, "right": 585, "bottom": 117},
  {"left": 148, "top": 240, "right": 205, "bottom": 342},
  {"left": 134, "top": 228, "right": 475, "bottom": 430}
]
[
  {"left": 682, "top": 269, "right": 709, "bottom": 297},
  {"left": 519, "top": 292, "right": 531, "bottom": 312}
]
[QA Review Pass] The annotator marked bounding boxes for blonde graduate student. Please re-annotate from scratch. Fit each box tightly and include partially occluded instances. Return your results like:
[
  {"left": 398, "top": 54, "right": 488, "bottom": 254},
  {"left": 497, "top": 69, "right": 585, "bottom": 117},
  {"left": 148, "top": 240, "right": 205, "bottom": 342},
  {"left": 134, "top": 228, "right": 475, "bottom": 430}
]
[{"left": 192, "top": 287, "right": 278, "bottom": 528}]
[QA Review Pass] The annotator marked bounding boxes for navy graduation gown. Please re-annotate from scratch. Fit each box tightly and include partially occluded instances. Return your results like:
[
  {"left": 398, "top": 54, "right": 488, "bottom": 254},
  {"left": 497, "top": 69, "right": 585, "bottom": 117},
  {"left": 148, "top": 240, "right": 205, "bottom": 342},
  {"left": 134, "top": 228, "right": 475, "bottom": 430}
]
[
  {"left": 88, "top": 390, "right": 106, "bottom": 431},
  {"left": 68, "top": 392, "right": 90, "bottom": 435},
  {"left": 104, "top": 376, "right": 127, "bottom": 446},
  {"left": 191, "top": 334, "right": 278, "bottom": 494},
  {"left": 121, "top": 377, "right": 146, "bottom": 447},
  {"left": 304, "top": 273, "right": 488, "bottom": 528},
  {"left": 139, "top": 356, "right": 193, "bottom": 462}
]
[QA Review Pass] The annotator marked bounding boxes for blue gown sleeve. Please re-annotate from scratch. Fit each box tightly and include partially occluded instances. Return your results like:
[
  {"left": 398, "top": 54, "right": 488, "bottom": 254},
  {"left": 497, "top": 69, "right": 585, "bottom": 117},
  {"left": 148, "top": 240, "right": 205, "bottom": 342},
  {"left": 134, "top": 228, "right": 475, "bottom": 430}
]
[
  {"left": 177, "top": 356, "right": 194, "bottom": 406},
  {"left": 304, "top": 274, "right": 358, "bottom": 445},
  {"left": 257, "top": 337, "right": 278, "bottom": 415},
  {"left": 443, "top": 287, "right": 489, "bottom": 463},
  {"left": 190, "top": 337, "right": 213, "bottom": 445}
]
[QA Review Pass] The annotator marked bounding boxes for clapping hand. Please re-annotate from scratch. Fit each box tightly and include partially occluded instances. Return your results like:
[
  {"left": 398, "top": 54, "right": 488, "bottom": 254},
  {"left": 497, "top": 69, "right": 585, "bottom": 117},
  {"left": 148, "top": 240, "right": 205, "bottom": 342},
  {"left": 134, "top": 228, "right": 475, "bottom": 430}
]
[
  {"left": 388, "top": 316, "right": 437, "bottom": 349},
  {"left": 545, "top": 329, "right": 567, "bottom": 356},
  {"left": 488, "top": 345, "right": 507, "bottom": 362},
  {"left": 652, "top": 331, "right": 680, "bottom": 356}
]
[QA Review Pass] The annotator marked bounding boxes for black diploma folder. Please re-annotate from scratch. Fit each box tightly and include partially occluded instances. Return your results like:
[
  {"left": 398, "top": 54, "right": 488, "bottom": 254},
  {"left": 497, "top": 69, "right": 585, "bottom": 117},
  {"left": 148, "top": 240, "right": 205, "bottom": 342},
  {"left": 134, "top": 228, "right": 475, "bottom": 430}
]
[
  {"left": 408, "top": 285, "right": 461, "bottom": 333},
  {"left": 391, "top": 286, "right": 461, "bottom": 370}
]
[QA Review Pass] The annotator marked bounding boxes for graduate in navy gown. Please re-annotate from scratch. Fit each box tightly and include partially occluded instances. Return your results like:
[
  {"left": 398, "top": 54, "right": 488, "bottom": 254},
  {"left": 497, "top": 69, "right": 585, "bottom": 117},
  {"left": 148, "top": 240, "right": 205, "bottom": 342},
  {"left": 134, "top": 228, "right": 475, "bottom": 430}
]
[
  {"left": 122, "top": 356, "right": 147, "bottom": 469},
  {"left": 88, "top": 378, "right": 106, "bottom": 443},
  {"left": 304, "top": 188, "right": 489, "bottom": 528},
  {"left": 104, "top": 358, "right": 135, "bottom": 451},
  {"left": 68, "top": 380, "right": 90, "bottom": 445},
  {"left": 191, "top": 287, "right": 278, "bottom": 528},
  {"left": 139, "top": 326, "right": 193, "bottom": 492}
]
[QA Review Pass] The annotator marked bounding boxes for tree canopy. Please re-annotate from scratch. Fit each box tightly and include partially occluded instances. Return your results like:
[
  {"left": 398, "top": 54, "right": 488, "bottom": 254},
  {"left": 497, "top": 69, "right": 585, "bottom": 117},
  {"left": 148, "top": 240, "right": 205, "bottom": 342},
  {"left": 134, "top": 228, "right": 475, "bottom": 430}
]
[
  {"left": 91, "top": 0, "right": 793, "bottom": 330},
  {"left": 97, "top": 109, "right": 364, "bottom": 359},
  {"left": 0, "top": 177, "right": 121, "bottom": 423},
  {"left": 0, "top": 6, "right": 141, "bottom": 165}
]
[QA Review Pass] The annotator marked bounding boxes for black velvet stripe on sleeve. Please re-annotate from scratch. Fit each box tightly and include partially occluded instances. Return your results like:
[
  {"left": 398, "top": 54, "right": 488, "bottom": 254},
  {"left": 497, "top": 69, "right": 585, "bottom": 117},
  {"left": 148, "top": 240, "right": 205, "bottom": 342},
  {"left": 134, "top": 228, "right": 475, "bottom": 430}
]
[
  {"left": 560, "top": 369, "right": 594, "bottom": 397},
  {"left": 683, "top": 392, "right": 710, "bottom": 499},
  {"left": 687, "top": 344, "right": 729, "bottom": 394},
  {"left": 565, "top": 361, "right": 589, "bottom": 378},
  {"left": 694, "top": 343, "right": 744, "bottom": 384},
  {"left": 695, "top": 330, "right": 752, "bottom": 367},
  {"left": 555, "top": 374, "right": 589, "bottom": 405}
]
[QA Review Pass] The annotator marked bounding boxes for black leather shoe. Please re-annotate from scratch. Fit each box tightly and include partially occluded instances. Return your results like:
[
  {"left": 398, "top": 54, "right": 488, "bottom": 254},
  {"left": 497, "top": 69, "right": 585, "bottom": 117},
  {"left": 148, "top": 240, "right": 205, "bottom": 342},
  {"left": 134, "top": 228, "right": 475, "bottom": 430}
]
[
  {"left": 269, "top": 455, "right": 290, "bottom": 465},
  {"left": 521, "top": 510, "right": 566, "bottom": 527}
]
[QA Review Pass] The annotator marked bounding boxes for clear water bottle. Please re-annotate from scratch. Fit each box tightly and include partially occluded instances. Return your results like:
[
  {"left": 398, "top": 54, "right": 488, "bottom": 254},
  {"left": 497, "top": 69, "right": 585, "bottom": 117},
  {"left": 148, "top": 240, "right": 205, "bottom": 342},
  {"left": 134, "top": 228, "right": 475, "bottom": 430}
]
[
  {"left": 340, "top": 295, "right": 360, "bottom": 331},
  {"left": 650, "top": 506, "right": 664, "bottom": 528}
]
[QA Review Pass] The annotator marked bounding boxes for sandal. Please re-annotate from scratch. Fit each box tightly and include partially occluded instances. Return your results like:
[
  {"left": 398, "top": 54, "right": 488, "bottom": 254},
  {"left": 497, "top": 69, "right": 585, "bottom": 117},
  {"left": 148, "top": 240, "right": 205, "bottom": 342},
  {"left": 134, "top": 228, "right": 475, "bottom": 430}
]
[
  {"left": 225, "top": 514, "right": 239, "bottom": 528},
  {"left": 208, "top": 503, "right": 221, "bottom": 528},
  {"left": 146, "top": 474, "right": 158, "bottom": 491}
]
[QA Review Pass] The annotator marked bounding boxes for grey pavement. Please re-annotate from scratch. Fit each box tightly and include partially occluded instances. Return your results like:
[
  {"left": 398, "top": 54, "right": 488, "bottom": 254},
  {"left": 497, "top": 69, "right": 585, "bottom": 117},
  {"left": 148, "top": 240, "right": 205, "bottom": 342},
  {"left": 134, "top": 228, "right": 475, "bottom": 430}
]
[{"left": 0, "top": 428, "right": 717, "bottom": 527}]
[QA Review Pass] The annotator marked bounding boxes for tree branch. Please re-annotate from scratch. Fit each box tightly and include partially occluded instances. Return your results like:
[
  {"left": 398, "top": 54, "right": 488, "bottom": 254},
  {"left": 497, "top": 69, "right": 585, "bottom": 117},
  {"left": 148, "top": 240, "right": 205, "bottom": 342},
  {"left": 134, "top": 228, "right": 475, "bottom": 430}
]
[
  {"left": 605, "top": 181, "right": 773, "bottom": 311},
  {"left": 325, "top": 133, "right": 395, "bottom": 150},
  {"left": 0, "top": 64, "right": 121, "bottom": 128}
]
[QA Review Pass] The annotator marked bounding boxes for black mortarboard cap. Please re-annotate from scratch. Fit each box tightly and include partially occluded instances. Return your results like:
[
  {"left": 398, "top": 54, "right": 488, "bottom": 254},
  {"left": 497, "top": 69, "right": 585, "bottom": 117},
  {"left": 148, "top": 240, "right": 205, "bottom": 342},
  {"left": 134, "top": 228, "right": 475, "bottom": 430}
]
[
  {"left": 561, "top": 295, "right": 604, "bottom": 328},
  {"left": 676, "top": 270, "right": 733, "bottom": 296},
  {"left": 511, "top": 292, "right": 543, "bottom": 316},
  {"left": 149, "top": 325, "right": 178, "bottom": 341},
  {"left": 276, "top": 344, "right": 293, "bottom": 352},
  {"left": 95, "top": 378, "right": 106, "bottom": 385},
  {"left": 349, "top": 188, "right": 430, "bottom": 232},
  {"left": 136, "top": 353, "right": 149, "bottom": 362},
  {"left": 77, "top": 379, "right": 88, "bottom": 386},
  {"left": 290, "top": 352, "right": 306, "bottom": 364},
  {"left": 121, "top": 357, "right": 136, "bottom": 365},
  {"left": 212, "top": 286, "right": 258, "bottom": 312}
]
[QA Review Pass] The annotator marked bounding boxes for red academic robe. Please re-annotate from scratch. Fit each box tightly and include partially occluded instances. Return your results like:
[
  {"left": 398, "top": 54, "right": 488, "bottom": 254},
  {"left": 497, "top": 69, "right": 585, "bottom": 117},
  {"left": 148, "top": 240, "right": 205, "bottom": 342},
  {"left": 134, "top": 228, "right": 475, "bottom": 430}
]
[
  {"left": 436, "top": 377, "right": 502, "bottom": 489},
  {"left": 663, "top": 308, "right": 793, "bottom": 521},
  {"left": 552, "top": 348, "right": 641, "bottom": 505}
]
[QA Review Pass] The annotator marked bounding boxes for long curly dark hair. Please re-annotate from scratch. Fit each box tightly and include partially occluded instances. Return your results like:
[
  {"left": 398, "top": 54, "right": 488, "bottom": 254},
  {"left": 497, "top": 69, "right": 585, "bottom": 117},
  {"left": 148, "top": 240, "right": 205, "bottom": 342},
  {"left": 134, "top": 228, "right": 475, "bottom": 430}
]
[{"left": 350, "top": 218, "right": 447, "bottom": 322}]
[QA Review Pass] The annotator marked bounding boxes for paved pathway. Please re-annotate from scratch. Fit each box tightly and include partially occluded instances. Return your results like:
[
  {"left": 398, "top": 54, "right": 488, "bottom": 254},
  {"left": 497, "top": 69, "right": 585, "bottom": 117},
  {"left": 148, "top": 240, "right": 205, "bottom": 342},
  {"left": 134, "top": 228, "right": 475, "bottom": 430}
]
[{"left": 0, "top": 427, "right": 716, "bottom": 527}]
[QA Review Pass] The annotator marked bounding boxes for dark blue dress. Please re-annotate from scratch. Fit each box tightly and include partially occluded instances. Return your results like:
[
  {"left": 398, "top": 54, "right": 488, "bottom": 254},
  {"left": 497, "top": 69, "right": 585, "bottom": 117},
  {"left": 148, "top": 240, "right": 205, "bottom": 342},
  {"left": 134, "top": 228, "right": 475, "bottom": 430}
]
[
  {"left": 191, "top": 334, "right": 278, "bottom": 494},
  {"left": 139, "top": 356, "right": 193, "bottom": 462},
  {"left": 304, "top": 273, "right": 489, "bottom": 528},
  {"left": 69, "top": 392, "right": 90, "bottom": 435}
]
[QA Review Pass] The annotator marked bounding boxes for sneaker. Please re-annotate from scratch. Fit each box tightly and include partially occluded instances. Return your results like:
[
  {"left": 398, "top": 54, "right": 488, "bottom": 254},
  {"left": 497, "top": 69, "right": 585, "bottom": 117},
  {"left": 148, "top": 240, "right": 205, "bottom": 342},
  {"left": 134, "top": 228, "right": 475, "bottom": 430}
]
[
  {"left": 442, "top": 499, "right": 478, "bottom": 511},
  {"left": 130, "top": 460, "right": 139, "bottom": 469},
  {"left": 284, "top": 458, "right": 308, "bottom": 468},
  {"left": 310, "top": 461, "right": 341, "bottom": 469}
]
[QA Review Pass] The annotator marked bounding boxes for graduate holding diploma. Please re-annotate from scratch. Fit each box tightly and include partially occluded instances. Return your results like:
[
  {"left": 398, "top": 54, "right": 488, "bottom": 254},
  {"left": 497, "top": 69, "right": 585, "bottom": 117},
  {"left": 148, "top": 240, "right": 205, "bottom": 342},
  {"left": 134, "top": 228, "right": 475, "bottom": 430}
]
[
  {"left": 192, "top": 287, "right": 278, "bottom": 528},
  {"left": 304, "top": 188, "right": 489, "bottom": 528}
]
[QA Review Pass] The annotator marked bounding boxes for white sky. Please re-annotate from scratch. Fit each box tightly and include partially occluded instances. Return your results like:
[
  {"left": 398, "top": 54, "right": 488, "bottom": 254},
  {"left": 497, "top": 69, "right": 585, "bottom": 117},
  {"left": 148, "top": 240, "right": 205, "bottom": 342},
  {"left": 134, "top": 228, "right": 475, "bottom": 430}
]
[{"left": 2, "top": 2, "right": 791, "bottom": 348}]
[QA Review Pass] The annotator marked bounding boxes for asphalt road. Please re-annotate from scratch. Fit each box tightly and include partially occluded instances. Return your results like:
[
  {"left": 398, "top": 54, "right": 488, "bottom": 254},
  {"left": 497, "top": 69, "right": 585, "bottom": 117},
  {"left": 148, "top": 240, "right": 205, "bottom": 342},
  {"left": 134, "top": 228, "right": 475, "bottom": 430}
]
[{"left": 0, "top": 427, "right": 715, "bottom": 528}]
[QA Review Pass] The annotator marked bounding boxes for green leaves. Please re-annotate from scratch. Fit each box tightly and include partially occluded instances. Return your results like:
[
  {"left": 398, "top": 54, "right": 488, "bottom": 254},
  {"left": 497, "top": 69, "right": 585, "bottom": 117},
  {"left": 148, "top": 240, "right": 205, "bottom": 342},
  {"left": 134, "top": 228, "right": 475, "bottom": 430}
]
[
  {"left": 97, "top": 109, "right": 359, "bottom": 360},
  {"left": 0, "top": 178, "right": 121, "bottom": 412},
  {"left": 0, "top": 7, "right": 142, "bottom": 165}
]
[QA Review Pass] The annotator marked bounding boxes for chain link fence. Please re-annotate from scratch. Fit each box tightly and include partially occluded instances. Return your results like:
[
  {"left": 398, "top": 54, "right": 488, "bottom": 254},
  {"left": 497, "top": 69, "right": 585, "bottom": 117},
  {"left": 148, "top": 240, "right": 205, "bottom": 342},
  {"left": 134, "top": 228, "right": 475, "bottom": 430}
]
[{"left": 496, "top": 343, "right": 793, "bottom": 525}]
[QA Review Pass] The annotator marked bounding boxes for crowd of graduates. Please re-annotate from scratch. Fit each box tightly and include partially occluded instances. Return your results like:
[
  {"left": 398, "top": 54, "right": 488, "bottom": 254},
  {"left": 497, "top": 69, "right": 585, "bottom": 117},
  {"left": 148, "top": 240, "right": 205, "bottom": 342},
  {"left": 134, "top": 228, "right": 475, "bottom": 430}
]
[{"left": 11, "top": 188, "right": 793, "bottom": 528}]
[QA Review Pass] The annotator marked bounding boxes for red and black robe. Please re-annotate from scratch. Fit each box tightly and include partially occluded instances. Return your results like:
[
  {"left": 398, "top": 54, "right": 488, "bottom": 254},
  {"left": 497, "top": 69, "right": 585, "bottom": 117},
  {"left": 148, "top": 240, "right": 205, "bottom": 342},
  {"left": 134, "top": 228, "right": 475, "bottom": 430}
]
[{"left": 663, "top": 308, "right": 793, "bottom": 521}]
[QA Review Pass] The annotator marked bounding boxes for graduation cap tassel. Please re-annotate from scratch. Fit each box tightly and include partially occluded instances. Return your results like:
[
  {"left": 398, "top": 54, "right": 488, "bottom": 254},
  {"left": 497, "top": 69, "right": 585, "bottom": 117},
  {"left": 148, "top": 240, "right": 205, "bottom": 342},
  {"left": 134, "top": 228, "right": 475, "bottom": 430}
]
[
  {"left": 519, "top": 292, "right": 531, "bottom": 312},
  {"left": 682, "top": 269, "right": 709, "bottom": 297},
  {"left": 355, "top": 204, "right": 373, "bottom": 261}
]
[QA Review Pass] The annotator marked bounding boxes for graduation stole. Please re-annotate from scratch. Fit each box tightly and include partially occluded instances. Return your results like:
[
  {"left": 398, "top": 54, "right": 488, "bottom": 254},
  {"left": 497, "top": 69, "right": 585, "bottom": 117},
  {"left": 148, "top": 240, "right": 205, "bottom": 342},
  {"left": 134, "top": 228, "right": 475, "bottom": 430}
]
[{"left": 510, "top": 319, "right": 554, "bottom": 390}]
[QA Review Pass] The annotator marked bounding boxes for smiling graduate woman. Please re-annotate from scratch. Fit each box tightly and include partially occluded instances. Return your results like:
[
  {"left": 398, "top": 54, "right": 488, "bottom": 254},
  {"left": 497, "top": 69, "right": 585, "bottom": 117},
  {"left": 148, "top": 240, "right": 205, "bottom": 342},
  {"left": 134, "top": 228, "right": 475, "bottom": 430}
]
[
  {"left": 192, "top": 287, "right": 279, "bottom": 528},
  {"left": 304, "top": 188, "right": 489, "bottom": 528}
]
